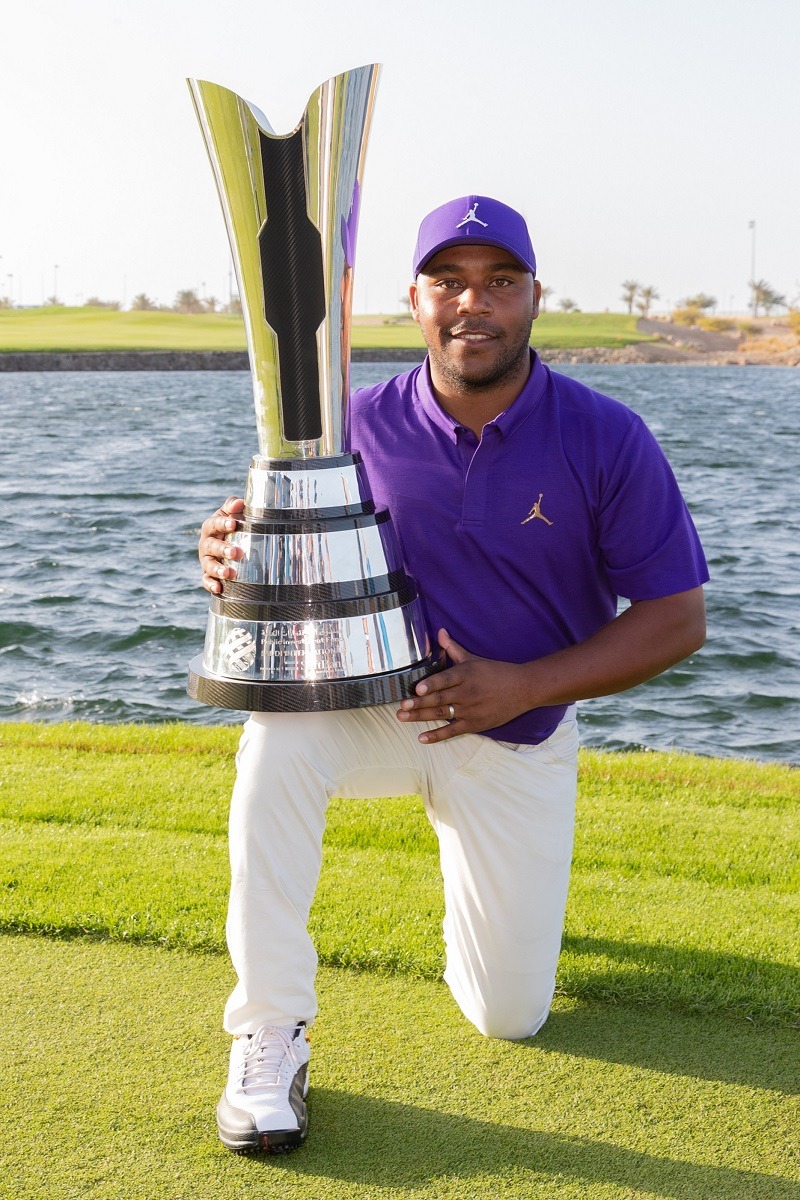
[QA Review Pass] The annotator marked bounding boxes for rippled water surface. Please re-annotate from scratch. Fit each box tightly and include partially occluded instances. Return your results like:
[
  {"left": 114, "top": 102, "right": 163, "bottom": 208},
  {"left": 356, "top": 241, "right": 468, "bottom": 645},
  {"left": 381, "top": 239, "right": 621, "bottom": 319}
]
[{"left": 1, "top": 364, "right": 798, "bottom": 763}]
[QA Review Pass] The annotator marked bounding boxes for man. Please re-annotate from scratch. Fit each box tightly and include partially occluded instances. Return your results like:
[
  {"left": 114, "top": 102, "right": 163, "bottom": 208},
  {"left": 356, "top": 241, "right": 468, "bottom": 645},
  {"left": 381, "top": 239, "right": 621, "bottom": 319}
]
[{"left": 198, "top": 195, "right": 708, "bottom": 1154}]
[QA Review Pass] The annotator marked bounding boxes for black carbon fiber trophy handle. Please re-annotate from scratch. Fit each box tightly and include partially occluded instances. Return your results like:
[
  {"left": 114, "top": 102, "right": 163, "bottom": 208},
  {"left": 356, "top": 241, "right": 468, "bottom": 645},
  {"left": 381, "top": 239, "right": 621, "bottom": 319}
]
[{"left": 258, "top": 130, "right": 326, "bottom": 442}]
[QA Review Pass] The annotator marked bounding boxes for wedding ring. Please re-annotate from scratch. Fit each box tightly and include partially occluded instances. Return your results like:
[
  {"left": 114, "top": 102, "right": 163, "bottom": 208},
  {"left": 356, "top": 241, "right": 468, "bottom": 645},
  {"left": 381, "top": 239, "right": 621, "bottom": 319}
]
[{"left": 448, "top": 704, "right": 456, "bottom": 720}]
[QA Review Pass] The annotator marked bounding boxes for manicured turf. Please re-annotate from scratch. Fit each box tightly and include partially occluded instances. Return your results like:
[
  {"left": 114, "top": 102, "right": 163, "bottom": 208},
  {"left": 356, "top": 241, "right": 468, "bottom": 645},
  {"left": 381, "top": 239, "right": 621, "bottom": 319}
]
[
  {"left": 1, "top": 722, "right": 797, "bottom": 1198},
  {"left": 0, "top": 306, "right": 655, "bottom": 352},
  {"left": 352, "top": 312, "right": 655, "bottom": 350},
  {"left": 0, "top": 722, "right": 797, "bottom": 1024},
  {"left": 3, "top": 939, "right": 798, "bottom": 1199},
  {"left": 0, "top": 306, "right": 248, "bottom": 351}
]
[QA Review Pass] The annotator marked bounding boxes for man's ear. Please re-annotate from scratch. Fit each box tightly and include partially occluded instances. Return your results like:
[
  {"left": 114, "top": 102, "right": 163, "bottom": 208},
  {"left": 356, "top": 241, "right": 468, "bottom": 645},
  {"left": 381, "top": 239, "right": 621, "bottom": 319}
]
[
  {"left": 409, "top": 282, "right": 420, "bottom": 323},
  {"left": 532, "top": 278, "right": 542, "bottom": 321}
]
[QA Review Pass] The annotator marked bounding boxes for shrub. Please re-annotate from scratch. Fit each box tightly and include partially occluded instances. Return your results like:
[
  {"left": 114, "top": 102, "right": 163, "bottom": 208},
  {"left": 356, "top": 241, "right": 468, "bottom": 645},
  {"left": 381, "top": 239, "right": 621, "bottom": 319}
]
[
  {"left": 737, "top": 320, "right": 760, "bottom": 335},
  {"left": 680, "top": 292, "right": 716, "bottom": 311},
  {"left": 131, "top": 293, "right": 157, "bottom": 311},
  {"left": 739, "top": 335, "right": 793, "bottom": 356},
  {"left": 698, "top": 317, "right": 735, "bottom": 333},
  {"left": 788, "top": 309, "right": 800, "bottom": 341},
  {"left": 672, "top": 306, "right": 701, "bottom": 326}
]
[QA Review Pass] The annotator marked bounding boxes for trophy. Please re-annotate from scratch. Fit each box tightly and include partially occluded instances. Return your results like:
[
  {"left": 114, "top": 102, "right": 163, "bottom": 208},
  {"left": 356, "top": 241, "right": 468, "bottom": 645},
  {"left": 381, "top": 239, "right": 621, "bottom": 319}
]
[{"left": 186, "top": 66, "right": 436, "bottom": 711}]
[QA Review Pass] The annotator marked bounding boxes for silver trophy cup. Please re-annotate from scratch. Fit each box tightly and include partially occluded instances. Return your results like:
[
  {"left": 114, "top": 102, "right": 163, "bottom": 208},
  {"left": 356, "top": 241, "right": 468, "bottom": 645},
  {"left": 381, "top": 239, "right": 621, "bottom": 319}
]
[{"left": 186, "top": 66, "right": 437, "bottom": 710}]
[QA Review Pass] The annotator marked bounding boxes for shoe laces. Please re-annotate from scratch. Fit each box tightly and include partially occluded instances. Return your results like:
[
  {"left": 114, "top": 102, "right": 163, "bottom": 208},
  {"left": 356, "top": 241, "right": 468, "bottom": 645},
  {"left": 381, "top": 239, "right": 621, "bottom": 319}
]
[{"left": 238, "top": 1024, "right": 301, "bottom": 1095}]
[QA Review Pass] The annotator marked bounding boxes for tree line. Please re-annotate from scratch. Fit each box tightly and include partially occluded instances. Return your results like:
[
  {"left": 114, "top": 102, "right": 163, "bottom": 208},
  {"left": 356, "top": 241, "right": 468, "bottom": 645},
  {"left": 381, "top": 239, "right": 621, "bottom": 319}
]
[
  {"left": 539, "top": 279, "right": 792, "bottom": 321},
  {"left": 0, "top": 289, "right": 242, "bottom": 314},
  {"left": 130, "top": 289, "right": 242, "bottom": 314},
  {"left": 622, "top": 279, "right": 790, "bottom": 321},
  {"left": 1, "top": 280, "right": 793, "bottom": 320}
]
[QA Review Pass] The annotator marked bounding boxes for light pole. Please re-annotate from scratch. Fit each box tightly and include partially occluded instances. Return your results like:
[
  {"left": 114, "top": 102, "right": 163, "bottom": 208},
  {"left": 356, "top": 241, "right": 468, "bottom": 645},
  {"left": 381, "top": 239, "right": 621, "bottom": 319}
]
[
  {"left": 748, "top": 220, "right": 756, "bottom": 317},
  {"left": 54, "top": 264, "right": 59, "bottom": 304}
]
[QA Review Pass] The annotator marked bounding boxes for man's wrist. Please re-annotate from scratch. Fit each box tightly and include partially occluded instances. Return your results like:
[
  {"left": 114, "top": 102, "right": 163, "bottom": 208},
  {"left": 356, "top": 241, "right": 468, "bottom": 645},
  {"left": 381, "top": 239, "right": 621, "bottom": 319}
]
[{"left": 517, "top": 656, "right": 559, "bottom": 712}]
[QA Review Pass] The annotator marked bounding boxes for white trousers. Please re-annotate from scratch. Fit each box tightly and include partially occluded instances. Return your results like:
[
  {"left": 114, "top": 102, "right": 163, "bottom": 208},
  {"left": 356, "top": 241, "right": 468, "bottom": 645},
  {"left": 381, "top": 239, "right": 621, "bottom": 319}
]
[{"left": 224, "top": 702, "right": 578, "bottom": 1041}]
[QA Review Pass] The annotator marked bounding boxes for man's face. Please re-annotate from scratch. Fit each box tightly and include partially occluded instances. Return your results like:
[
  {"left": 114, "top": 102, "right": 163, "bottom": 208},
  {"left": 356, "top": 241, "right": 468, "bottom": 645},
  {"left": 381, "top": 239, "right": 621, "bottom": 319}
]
[{"left": 410, "top": 243, "right": 541, "bottom": 394}]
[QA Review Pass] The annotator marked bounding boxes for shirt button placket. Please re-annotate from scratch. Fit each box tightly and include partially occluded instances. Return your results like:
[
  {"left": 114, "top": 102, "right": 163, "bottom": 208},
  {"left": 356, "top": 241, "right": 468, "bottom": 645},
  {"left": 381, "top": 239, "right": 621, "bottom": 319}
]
[{"left": 460, "top": 426, "right": 498, "bottom": 527}]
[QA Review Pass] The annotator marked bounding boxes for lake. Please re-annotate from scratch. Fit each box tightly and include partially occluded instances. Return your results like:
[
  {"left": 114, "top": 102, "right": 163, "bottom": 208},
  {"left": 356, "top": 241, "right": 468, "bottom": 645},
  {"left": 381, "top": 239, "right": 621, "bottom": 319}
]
[{"left": 1, "top": 363, "right": 798, "bottom": 764}]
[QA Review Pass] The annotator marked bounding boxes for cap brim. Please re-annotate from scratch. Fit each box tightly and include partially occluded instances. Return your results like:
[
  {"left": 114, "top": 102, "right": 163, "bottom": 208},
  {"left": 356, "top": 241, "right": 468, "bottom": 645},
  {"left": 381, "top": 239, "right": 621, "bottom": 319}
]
[{"left": 415, "top": 234, "right": 534, "bottom": 276}]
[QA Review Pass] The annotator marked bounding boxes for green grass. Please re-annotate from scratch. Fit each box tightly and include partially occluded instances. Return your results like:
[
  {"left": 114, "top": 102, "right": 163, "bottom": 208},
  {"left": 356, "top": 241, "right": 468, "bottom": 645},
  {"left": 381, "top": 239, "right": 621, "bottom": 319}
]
[
  {"left": 350, "top": 312, "right": 654, "bottom": 350},
  {"left": 1, "top": 722, "right": 798, "bottom": 1198},
  {"left": 531, "top": 311, "right": 655, "bottom": 350},
  {"left": 0, "top": 723, "right": 796, "bottom": 1023},
  {"left": 3, "top": 938, "right": 798, "bottom": 1200},
  {"left": 0, "top": 306, "right": 654, "bottom": 352},
  {"left": 0, "top": 305, "right": 248, "bottom": 351}
]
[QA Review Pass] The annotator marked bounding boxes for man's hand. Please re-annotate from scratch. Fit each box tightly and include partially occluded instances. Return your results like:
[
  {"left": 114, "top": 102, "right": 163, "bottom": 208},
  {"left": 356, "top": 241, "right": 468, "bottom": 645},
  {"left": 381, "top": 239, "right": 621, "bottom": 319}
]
[
  {"left": 198, "top": 497, "right": 245, "bottom": 594},
  {"left": 397, "top": 629, "right": 532, "bottom": 744}
]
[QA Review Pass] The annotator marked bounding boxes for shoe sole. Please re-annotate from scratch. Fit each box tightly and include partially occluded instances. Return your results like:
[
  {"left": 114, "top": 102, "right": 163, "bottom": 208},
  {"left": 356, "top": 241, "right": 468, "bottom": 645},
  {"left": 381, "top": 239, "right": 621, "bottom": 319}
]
[
  {"left": 217, "top": 1123, "right": 307, "bottom": 1155},
  {"left": 216, "top": 1070, "right": 309, "bottom": 1155}
]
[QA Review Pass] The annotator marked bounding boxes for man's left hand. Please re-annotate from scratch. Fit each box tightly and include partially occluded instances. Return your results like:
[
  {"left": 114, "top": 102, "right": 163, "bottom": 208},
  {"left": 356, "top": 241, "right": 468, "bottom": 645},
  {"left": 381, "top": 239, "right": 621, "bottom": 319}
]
[{"left": 397, "top": 629, "right": 531, "bottom": 744}]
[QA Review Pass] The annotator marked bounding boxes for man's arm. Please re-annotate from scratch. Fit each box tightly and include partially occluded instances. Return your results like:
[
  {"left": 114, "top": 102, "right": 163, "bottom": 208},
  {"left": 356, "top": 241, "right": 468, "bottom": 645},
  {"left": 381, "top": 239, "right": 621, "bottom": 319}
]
[{"left": 397, "top": 587, "right": 706, "bottom": 744}]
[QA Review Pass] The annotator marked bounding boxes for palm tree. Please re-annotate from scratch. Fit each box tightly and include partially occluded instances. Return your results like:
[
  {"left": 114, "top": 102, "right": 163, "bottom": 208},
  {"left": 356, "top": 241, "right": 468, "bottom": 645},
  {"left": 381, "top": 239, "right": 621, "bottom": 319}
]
[
  {"left": 539, "top": 285, "right": 554, "bottom": 312},
  {"left": 635, "top": 285, "right": 660, "bottom": 318},
  {"left": 621, "top": 280, "right": 639, "bottom": 314},
  {"left": 174, "top": 289, "right": 203, "bottom": 314},
  {"left": 749, "top": 280, "right": 786, "bottom": 316}
]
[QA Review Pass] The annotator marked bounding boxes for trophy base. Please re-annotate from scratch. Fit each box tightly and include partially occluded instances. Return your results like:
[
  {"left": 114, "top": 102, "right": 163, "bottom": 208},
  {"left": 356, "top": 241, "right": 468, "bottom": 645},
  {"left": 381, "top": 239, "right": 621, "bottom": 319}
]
[
  {"left": 188, "top": 452, "right": 437, "bottom": 714},
  {"left": 187, "top": 652, "right": 440, "bottom": 713}
]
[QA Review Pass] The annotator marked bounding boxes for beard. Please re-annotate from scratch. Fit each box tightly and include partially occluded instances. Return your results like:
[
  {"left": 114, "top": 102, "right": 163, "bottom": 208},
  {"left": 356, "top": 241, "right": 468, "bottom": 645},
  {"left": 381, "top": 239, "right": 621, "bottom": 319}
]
[{"left": 425, "top": 312, "right": 534, "bottom": 395}]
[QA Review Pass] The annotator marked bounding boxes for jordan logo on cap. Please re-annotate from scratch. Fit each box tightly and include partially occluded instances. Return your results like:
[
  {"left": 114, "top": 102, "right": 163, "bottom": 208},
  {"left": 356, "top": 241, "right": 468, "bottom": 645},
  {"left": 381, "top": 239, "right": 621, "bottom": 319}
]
[{"left": 456, "top": 201, "right": 488, "bottom": 229}]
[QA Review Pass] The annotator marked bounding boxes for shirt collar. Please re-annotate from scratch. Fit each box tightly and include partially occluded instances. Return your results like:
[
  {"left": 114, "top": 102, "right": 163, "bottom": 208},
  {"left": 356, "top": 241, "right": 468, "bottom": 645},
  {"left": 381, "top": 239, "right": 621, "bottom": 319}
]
[{"left": 414, "top": 350, "right": 547, "bottom": 444}]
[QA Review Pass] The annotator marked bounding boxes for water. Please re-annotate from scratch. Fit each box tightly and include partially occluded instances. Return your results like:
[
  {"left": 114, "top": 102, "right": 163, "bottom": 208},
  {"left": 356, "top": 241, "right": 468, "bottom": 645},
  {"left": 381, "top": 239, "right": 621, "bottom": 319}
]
[{"left": 1, "top": 364, "right": 798, "bottom": 764}]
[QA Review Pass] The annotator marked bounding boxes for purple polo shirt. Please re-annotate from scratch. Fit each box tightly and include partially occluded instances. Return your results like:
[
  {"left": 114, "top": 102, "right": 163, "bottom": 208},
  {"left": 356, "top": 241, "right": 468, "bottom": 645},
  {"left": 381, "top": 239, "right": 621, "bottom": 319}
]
[{"left": 349, "top": 352, "right": 708, "bottom": 744}]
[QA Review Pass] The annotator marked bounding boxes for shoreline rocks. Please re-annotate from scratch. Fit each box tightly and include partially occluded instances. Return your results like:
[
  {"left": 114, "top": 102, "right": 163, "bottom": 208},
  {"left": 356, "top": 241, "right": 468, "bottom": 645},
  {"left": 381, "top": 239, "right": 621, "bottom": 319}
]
[
  {"left": 0, "top": 343, "right": 797, "bottom": 372},
  {"left": 0, "top": 350, "right": 251, "bottom": 372}
]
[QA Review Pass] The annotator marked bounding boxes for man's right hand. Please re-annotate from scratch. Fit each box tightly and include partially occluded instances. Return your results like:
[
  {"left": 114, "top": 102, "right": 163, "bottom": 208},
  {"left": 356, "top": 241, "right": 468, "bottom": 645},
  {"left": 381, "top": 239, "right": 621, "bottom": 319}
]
[{"left": 198, "top": 497, "right": 245, "bottom": 594}]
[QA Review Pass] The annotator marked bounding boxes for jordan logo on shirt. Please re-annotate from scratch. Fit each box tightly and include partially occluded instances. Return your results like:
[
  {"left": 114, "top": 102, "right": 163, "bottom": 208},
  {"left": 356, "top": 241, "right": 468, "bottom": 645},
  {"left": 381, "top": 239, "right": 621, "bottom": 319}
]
[
  {"left": 521, "top": 493, "right": 553, "bottom": 526},
  {"left": 456, "top": 202, "right": 488, "bottom": 229}
]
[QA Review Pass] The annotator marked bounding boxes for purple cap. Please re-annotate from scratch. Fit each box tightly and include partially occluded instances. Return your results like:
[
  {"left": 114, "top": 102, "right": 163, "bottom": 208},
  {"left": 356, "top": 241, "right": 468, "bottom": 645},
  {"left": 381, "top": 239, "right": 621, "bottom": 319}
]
[{"left": 413, "top": 195, "right": 536, "bottom": 277}]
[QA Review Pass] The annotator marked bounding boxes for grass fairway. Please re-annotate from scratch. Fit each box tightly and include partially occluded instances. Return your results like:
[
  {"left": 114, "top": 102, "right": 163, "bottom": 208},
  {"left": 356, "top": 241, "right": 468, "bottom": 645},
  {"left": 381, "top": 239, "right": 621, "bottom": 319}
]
[
  {"left": 1, "top": 722, "right": 798, "bottom": 1199},
  {"left": 4, "top": 939, "right": 798, "bottom": 1200},
  {"left": 0, "top": 305, "right": 248, "bottom": 352},
  {"left": 0, "top": 306, "right": 654, "bottom": 352}
]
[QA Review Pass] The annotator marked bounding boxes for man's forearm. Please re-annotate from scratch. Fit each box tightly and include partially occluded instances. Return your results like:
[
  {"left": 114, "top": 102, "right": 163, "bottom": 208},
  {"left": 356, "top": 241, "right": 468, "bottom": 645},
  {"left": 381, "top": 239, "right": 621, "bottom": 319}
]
[
  {"left": 397, "top": 588, "right": 706, "bottom": 743},
  {"left": 519, "top": 587, "right": 707, "bottom": 709}
]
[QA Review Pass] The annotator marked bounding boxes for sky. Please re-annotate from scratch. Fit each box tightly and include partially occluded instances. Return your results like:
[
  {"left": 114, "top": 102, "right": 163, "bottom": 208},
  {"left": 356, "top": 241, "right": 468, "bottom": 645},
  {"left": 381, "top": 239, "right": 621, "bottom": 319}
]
[{"left": 1, "top": 0, "right": 798, "bottom": 315}]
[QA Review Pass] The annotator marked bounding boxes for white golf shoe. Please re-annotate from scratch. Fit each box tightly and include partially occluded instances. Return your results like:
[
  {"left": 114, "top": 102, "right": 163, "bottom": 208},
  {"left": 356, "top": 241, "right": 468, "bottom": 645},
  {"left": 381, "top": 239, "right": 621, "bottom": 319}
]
[{"left": 216, "top": 1022, "right": 310, "bottom": 1154}]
